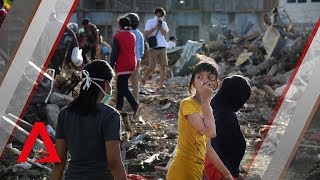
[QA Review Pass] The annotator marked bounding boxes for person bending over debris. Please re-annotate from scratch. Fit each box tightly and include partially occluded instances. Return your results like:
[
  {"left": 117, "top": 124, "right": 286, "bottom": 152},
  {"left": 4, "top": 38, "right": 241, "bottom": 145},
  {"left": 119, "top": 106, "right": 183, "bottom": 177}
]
[
  {"left": 51, "top": 60, "right": 127, "bottom": 180},
  {"left": 205, "top": 75, "right": 251, "bottom": 180},
  {"left": 110, "top": 17, "right": 141, "bottom": 119},
  {"left": 167, "top": 61, "right": 230, "bottom": 179}
]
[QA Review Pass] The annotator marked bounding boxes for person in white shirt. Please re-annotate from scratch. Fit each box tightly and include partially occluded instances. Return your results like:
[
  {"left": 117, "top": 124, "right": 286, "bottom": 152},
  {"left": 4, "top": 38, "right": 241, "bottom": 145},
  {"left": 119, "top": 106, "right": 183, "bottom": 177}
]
[
  {"left": 142, "top": 7, "right": 169, "bottom": 90},
  {"left": 167, "top": 36, "right": 176, "bottom": 49}
]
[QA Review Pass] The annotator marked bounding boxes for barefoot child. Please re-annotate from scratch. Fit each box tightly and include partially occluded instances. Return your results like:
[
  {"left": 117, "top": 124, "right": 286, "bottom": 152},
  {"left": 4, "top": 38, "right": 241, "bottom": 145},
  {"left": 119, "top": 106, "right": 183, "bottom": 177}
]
[
  {"left": 167, "top": 61, "right": 232, "bottom": 180},
  {"left": 205, "top": 75, "right": 251, "bottom": 180}
]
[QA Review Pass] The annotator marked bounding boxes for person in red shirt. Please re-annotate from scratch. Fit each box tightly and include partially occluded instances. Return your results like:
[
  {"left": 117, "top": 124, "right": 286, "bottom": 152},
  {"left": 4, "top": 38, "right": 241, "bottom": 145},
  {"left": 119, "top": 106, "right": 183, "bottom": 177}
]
[
  {"left": 0, "top": 0, "right": 8, "bottom": 27},
  {"left": 110, "top": 17, "right": 141, "bottom": 118}
]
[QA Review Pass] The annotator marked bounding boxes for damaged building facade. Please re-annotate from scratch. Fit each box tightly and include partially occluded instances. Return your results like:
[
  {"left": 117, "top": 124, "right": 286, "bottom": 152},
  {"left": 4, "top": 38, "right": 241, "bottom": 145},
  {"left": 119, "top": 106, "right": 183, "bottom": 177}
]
[
  {"left": 279, "top": 0, "right": 320, "bottom": 26},
  {"left": 71, "top": 0, "right": 278, "bottom": 45}
]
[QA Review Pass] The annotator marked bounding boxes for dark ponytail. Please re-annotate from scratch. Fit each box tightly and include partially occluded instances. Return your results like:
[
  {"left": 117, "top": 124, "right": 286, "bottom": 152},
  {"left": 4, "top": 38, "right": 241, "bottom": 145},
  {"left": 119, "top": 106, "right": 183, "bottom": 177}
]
[{"left": 67, "top": 60, "right": 114, "bottom": 115}]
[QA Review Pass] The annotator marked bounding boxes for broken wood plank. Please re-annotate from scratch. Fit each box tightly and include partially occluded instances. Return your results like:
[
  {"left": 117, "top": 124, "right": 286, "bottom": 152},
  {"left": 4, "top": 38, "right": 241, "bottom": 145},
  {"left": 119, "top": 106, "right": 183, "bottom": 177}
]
[
  {"left": 244, "top": 57, "right": 277, "bottom": 77},
  {"left": 263, "top": 85, "right": 279, "bottom": 99}
]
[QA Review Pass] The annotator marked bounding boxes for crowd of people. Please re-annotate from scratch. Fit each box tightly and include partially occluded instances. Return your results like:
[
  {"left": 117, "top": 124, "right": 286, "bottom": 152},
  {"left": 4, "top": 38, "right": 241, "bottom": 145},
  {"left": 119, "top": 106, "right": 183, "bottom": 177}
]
[{"left": 51, "top": 7, "right": 252, "bottom": 180}]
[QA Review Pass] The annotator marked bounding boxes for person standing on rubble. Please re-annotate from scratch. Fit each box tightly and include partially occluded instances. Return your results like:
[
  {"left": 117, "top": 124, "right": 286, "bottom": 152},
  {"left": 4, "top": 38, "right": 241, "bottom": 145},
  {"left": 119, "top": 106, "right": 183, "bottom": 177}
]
[
  {"left": 205, "top": 75, "right": 251, "bottom": 180},
  {"left": 167, "top": 61, "right": 233, "bottom": 180},
  {"left": 142, "top": 7, "right": 169, "bottom": 91},
  {"left": 125, "top": 12, "right": 144, "bottom": 103},
  {"left": 81, "top": 18, "right": 99, "bottom": 64},
  {"left": 110, "top": 17, "right": 141, "bottom": 119},
  {"left": 52, "top": 60, "right": 127, "bottom": 180}
]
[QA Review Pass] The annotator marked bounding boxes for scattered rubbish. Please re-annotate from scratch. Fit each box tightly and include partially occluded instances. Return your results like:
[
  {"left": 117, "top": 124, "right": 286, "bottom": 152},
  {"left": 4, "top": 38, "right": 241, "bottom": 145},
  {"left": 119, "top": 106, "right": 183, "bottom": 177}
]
[{"left": 161, "top": 102, "right": 171, "bottom": 111}]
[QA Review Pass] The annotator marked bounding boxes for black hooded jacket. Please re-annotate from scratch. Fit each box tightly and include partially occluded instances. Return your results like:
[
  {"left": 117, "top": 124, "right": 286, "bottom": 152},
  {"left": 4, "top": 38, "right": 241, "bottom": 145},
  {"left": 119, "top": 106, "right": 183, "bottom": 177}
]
[{"left": 210, "top": 75, "right": 251, "bottom": 177}]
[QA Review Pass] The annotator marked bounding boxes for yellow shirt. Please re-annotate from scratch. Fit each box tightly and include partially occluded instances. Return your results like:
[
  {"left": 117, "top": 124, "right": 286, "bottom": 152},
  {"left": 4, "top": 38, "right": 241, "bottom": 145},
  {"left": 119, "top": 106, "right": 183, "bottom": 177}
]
[{"left": 167, "top": 97, "right": 208, "bottom": 180}]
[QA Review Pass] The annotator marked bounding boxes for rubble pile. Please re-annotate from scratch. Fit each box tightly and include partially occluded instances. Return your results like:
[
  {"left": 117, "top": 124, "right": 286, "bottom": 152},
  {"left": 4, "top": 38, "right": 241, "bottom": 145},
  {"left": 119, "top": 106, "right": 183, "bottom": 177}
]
[
  {"left": 161, "top": 8, "right": 313, "bottom": 179},
  {"left": 0, "top": 69, "right": 79, "bottom": 179}
]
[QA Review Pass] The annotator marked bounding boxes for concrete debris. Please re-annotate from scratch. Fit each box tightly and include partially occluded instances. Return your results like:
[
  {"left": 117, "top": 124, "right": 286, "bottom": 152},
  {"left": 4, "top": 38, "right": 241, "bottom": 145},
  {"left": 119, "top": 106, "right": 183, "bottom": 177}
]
[
  {"left": 1, "top": 116, "right": 44, "bottom": 151},
  {"left": 235, "top": 50, "right": 253, "bottom": 66},
  {"left": 0, "top": 144, "right": 51, "bottom": 179},
  {"left": 44, "top": 104, "right": 60, "bottom": 128},
  {"left": 267, "top": 64, "right": 278, "bottom": 76},
  {"left": 170, "top": 40, "right": 204, "bottom": 76},
  {"left": 49, "top": 92, "right": 74, "bottom": 108},
  {"left": 167, "top": 47, "right": 184, "bottom": 66},
  {"left": 12, "top": 162, "right": 32, "bottom": 172}
]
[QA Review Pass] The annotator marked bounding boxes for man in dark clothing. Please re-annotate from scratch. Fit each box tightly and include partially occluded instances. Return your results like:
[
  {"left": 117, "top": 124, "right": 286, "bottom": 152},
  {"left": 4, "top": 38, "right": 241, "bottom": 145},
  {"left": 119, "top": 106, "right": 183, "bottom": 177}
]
[
  {"left": 205, "top": 75, "right": 251, "bottom": 179},
  {"left": 81, "top": 18, "right": 99, "bottom": 64}
]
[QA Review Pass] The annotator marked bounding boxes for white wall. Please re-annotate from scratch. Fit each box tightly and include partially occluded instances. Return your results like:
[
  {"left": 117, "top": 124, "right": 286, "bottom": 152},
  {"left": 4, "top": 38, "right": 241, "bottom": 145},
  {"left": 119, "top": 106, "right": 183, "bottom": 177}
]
[{"left": 279, "top": 0, "right": 320, "bottom": 24}]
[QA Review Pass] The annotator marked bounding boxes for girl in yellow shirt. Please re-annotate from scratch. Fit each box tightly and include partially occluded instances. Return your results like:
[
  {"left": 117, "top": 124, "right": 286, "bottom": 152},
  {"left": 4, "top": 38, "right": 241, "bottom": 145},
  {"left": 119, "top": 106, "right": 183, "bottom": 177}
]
[{"left": 167, "top": 61, "right": 233, "bottom": 180}]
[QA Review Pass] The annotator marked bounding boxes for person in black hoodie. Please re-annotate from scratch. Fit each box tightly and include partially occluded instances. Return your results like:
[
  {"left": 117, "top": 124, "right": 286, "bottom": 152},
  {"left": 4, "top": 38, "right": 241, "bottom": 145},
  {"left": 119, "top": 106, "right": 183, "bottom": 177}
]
[{"left": 205, "top": 75, "right": 251, "bottom": 180}]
